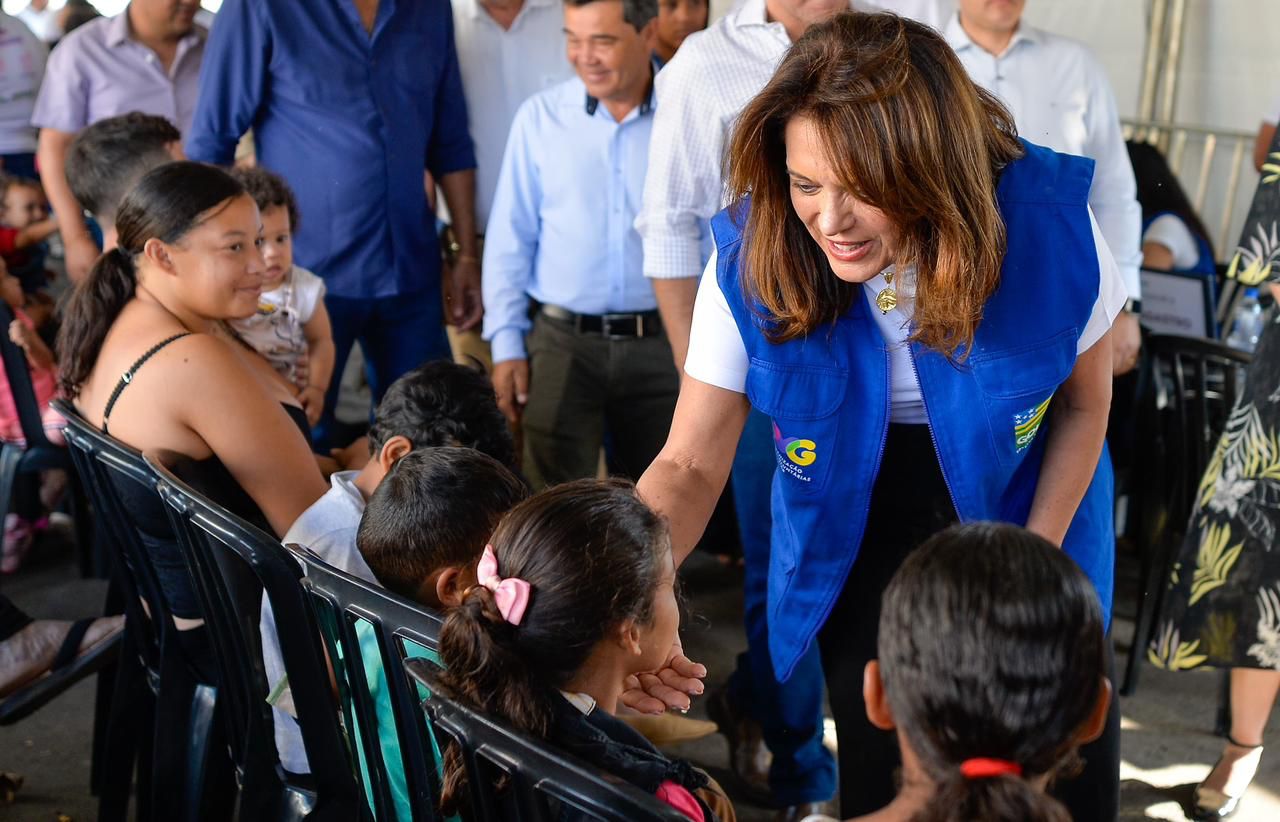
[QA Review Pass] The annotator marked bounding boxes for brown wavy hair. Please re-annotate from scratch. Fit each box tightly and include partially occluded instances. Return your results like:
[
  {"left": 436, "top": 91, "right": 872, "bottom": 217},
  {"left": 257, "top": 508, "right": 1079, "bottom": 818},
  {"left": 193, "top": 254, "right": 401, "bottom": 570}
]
[{"left": 726, "top": 11, "right": 1024, "bottom": 358}]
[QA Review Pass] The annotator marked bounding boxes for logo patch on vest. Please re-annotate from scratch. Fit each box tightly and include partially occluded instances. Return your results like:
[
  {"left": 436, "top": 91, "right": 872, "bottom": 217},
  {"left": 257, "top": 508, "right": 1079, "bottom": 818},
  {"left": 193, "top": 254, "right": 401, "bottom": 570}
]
[
  {"left": 1014, "top": 396, "right": 1052, "bottom": 453},
  {"left": 772, "top": 422, "right": 817, "bottom": 481}
]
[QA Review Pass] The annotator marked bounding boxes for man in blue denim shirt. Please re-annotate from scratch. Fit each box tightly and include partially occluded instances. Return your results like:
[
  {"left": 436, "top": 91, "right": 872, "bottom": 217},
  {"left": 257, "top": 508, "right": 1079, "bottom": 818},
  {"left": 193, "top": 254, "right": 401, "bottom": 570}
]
[{"left": 187, "top": 0, "right": 481, "bottom": 446}]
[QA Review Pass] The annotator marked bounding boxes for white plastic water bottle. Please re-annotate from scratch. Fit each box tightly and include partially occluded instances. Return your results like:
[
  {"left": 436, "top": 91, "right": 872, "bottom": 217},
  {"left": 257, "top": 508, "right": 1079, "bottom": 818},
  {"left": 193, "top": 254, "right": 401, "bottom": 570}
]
[{"left": 1226, "top": 288, "right": 1266, "bottom": 352}]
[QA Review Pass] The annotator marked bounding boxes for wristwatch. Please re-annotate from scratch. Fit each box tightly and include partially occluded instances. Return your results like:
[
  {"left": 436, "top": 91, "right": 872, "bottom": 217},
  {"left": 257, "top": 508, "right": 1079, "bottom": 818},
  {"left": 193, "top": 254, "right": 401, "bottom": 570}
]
[{"left": 1124, "top": 298, "right": 1142, "bottom": 315}]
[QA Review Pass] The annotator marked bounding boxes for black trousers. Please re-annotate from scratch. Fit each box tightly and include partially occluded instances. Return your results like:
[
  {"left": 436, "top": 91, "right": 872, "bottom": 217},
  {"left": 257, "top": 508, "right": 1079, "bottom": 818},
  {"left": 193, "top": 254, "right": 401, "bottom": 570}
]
[
  {"left": 816, "top": 424, "right": 1120, "bottom": 821},
  {"left": 0, "top": 592, "right": 32, "bottom": 640}
]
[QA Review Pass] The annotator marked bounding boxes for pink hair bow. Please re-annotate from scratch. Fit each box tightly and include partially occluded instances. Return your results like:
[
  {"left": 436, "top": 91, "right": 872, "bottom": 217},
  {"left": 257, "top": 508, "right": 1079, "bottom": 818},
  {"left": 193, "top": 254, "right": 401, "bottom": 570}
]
[{"left": 477, "top": 544, "right": 531, "bottom": 626}]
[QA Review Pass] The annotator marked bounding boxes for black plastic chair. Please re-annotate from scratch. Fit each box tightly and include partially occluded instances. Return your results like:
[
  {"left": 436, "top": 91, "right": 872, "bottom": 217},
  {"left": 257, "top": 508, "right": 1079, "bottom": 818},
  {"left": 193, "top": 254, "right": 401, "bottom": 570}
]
[
  {"left": 0, "top": 301, "right": 93, "bottom": 575},
  {"left": 1122, "top": 335, "right": 1252, "bottom": 698},
  {"left": 146, "top": 449, "right": 366, "bottom": 821},
  {"left": 405, "top": 659, "right": 689, "bottom": 822},
  {"left": 56, "top": 400, "right": 224, "bottom": 822},
  {"left": 294, "top": 545, "right": 446, "bottom": 822}
]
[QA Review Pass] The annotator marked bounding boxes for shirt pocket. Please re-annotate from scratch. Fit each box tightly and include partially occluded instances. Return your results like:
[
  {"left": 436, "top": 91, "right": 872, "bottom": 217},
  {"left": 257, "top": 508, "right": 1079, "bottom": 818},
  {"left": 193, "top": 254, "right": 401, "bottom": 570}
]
[
  {"left": 745, "top": 360, "right": 847, "bottom": 496},
  {"left": 968, "top": 329, "right": 1077, "bottom": 467}
]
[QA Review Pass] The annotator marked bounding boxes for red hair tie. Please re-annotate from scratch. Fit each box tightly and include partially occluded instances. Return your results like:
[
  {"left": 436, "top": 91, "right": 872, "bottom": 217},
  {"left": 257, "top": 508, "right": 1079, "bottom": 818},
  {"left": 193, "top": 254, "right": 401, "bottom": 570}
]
[{"left": 959, "top": 758, "right": 1023, "bottom": 779}]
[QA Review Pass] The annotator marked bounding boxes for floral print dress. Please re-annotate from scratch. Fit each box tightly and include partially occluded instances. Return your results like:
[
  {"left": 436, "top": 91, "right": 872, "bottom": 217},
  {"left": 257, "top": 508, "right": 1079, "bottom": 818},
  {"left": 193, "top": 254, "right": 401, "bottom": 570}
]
[{"left": 1151, "top": 307, "right": 1280, "bottom": 673}]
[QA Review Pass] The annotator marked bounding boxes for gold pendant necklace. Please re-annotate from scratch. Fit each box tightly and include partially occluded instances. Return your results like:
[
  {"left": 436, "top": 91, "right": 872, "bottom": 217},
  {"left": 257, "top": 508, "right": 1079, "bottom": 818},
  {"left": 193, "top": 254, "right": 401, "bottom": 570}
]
[{"left": 875, "top": 271, "right": 897, "bottom": 314}]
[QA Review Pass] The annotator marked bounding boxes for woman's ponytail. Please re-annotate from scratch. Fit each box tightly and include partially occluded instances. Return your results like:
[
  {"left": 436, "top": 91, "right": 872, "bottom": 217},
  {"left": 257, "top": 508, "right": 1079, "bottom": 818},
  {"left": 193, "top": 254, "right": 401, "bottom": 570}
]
[
  {"left": 432, "top": 585, "right": 555, "bottom": 818},
  {"left": 916, "top": 769, "right": 1070, "bottom": 822},
  {"left": 57, "top": 247, "right": 137, "bottom": 398}
]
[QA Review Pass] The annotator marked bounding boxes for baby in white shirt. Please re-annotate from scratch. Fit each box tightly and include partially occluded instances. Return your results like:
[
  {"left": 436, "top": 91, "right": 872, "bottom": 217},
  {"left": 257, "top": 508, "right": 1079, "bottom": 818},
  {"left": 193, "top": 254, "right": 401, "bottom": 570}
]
[{"left": 229, "top": 168, "right": 335, "bottom": 426}]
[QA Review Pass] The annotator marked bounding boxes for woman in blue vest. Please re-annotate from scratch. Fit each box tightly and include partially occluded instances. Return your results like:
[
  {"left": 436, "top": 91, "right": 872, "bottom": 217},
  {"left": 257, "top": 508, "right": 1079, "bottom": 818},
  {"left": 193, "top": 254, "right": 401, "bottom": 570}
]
[{"left": 635, "top": 12, "right": 1127, "bottom": 820}]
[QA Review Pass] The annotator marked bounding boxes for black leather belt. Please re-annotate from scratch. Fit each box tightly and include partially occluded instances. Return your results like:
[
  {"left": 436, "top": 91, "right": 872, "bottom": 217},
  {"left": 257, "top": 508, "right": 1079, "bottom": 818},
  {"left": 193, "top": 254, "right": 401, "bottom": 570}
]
[{"left": 539, "top": 304, "right": 662, "bottom": 339}]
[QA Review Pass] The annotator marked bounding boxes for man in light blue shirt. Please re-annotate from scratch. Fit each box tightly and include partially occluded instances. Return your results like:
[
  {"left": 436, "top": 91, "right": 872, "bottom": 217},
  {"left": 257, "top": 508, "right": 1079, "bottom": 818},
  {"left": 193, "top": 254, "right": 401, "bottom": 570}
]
[{"left": 483, "top": 0, "right": 675, "bottom": 490}]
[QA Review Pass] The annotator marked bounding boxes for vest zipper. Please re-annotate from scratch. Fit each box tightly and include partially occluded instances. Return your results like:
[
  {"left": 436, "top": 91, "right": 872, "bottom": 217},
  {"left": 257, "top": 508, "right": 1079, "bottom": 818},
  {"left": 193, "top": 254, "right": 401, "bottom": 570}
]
[{"left": 907, "top": 343, "right": 961, "bottom": 518}]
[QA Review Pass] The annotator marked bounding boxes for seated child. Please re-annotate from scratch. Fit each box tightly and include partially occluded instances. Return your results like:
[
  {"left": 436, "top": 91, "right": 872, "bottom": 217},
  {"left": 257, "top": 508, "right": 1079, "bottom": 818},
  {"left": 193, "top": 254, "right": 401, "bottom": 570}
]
[
  {"left": 0, "top": 176, "right": 57, "bottom": 297},
  {"left": 228, "top": 168, "right": 334, "bottom": 426},
  {"left": 431, "top": 479, "right": 735, "bottom": 822},
  {"left": 844, "top": 522, "right": 1111, "bottom": 822},
  {"left": 0, "top": 263, "right": 67, "bottom": 572},
  {"left": 262, "top": 359, "right": 518, "bottom": 774},
  {"left": 307, "top": 447, "right": 528, "bottom": 822},
  {"left": 64, "top": 112, "right": 183, "bottom": 252}
]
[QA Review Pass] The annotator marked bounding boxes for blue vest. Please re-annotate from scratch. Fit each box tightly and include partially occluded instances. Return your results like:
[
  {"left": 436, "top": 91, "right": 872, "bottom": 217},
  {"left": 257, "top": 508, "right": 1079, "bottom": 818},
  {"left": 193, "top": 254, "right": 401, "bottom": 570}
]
[
  {"left": 712, "top": 140, "right": 1115, "bottom": 681},
  {"left": 1144, "top": 211, "right": 1215, "bottom": 276}
]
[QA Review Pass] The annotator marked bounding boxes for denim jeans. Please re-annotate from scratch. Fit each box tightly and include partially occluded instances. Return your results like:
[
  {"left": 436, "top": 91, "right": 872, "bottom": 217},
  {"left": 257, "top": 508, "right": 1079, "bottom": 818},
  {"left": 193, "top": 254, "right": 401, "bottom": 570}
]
[
  {"left": 316, "top": 289, "right": 451, "bottom": 449},
  {"left": 727, "top": 408, "right": 837, "bottom": 805}
]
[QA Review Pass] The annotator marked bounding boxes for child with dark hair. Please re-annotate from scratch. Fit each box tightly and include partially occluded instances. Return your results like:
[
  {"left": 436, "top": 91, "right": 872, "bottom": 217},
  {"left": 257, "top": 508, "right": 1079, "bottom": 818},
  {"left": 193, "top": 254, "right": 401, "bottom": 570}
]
[
  {"left": 64, "top": 112, "right": 182, "bottom": 249},
  {"left": 432, "top": 479, "right": 734, "bottom": 822},
  {"left": 833, "top": 522, "right": 1111, "bottom": 822},
  {"left": 358, "top": 447, "right": 527, "bottom": 603},
  {"left": 261, "top": 359, "right": 517, "bottom": 778},
  {"left": 1126, "top": 140, "right": 1216, "bottom": 276},
  {"left": 0, "top": 176, "right": 57, "bottom": 297},
  {"left": 228, "top": 167, "right": 334, "bottom": 425},
  {"left": 268, "top": 447, "right": 526, "bottom": 821}
]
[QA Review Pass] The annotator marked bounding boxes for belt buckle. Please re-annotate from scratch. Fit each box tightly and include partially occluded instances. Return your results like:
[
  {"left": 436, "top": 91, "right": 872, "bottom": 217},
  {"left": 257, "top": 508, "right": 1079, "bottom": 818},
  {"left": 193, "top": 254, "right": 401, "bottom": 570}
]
[{"left": 602, "top": 313, "right": 633, "bottom": 340}]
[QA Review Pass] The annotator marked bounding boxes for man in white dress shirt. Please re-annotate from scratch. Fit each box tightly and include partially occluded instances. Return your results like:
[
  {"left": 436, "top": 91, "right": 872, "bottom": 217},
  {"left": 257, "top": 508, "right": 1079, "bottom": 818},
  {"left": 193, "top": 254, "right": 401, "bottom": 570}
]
[
  {"left": 946, "top": 0, "right": 1144, "bottom": 377},
  {"left": 633, "top": 2, "right": 948, "bottom": 819},
  {"left": 445, "top": 0, "right": 574, "bottom": 365}
]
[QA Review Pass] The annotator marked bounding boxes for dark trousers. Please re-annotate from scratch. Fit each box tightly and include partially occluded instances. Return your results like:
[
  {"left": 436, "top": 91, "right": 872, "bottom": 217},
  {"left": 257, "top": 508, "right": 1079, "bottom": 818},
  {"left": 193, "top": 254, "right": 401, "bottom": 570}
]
[
  {"left": 316, "top": 288, "right": 451, "bottom": 450},
  {"left": 521, "top": 311, "right": 679, "bottom": 489},
  {"left": 0, "top": 592, "right": 32, "bottom": 641},
  {"left": 816, "top": 424, "right": 1121, "bottom": 820},
  {"left": 0, "top": 153, "right": 37, "bottom": 181},
  {"left": 728, "top": 408, "right": 836, "bottom": 805}
]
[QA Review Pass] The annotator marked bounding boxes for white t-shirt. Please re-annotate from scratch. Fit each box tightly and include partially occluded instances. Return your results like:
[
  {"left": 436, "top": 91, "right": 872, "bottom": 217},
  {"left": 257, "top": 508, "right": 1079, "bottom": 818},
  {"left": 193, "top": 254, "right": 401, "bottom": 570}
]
[
  {"left": 1143, "top": 214, "right": 1202, "bottom": 271},
  {"left": 230, "top": 265, "right": 325, "bottom": 387},
  {"left": 262, "top": 469, "right": 373, "bottom": 774},
  {"left": 685, "top": 211, "right": 1128, "bottom": 423}
]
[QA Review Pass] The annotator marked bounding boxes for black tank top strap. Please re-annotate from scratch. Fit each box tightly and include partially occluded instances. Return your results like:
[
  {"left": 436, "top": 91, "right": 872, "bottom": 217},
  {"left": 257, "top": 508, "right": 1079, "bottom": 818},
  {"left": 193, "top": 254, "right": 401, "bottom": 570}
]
[{"left": 102, "top": 332, "right": 193, "bottom": 435}]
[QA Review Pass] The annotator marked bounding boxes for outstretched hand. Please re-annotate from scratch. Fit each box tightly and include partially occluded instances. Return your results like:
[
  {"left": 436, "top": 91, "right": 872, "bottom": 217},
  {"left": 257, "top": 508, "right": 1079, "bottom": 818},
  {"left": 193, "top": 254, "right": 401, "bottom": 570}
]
[{"left": 620, "top": 638, "right": 707, "bottom": 715}]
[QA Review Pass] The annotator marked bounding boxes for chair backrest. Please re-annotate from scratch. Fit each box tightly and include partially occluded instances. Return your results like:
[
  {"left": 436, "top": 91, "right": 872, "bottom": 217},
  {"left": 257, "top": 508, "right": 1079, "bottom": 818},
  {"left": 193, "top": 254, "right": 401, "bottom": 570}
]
[
  {"left": 0, "top": 301, "right": 53, "bottom": 449},
  {"left": 145, "top": 450, "right": 363, "bottom": 819},
  {"left": 54, "top": 398, "right": 171, "bottom": 678},
  {"left": 294, "top": 546, "right": 446, "bottom": 822},
  {"left": 405, "top": 659, "right": 689, "bottom": 822},
  {"left": 1135, "top": 334, "right": 1252, "bottom": 546}
]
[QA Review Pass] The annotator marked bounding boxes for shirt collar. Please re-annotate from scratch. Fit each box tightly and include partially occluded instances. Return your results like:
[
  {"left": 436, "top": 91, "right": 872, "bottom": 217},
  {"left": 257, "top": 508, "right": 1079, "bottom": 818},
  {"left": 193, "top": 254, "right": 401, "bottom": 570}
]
[
  {"left": 105, "top": 10, "right": 131, "bottom": 46},
  {"left": 730, "top": 0, "right": 771, "bottom": 28},
  {"left": 944, "top": 11, "right": 1039, "bottom": 56},
  {"left": 584, "top": 59, "right": 658, "bottom": 119},
  {"left": 468, "top": 0, "right": 557, "bottom": 22},
  {"left": 106, "top": 8, "right": 206, "bottom": 50}
]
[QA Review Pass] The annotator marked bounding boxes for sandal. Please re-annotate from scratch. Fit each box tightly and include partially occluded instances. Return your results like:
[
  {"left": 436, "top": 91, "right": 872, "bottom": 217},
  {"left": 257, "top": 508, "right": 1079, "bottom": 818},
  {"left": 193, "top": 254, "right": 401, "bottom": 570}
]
[
  {"left": 0, "top": 615, "right": 125, "bottom": 724},
  {"left": 1192, "top": 736, "right": 1265, "bottom": 820}
]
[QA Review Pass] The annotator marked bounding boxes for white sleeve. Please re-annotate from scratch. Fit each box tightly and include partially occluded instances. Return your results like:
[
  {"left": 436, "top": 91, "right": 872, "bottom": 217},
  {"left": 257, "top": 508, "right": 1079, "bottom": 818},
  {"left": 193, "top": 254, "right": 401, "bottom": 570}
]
[
  {"left": 1077, "top": 209, "right": 1129, "bottom": 355},
  {"left": 1081, "top": 53, "right": 1143, "bottom": 300},
  {"left": 290, "top": 266, "right": 327, "bottom": 323},
  {"left": 636, "top": 49, "right": 725, "bottom": 281},
  {"left": 683, "top": 249, "right": 750, "bottom": 393},
  {"left": 1142, "top": 214, "right": 1202, "bottom": 271}
]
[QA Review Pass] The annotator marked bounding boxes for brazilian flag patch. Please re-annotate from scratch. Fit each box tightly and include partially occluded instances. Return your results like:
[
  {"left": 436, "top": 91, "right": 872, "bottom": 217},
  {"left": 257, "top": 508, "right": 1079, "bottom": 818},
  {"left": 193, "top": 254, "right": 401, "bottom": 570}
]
[{"left": 1014, "top": 396, "right": 1052, "bottom": 453}]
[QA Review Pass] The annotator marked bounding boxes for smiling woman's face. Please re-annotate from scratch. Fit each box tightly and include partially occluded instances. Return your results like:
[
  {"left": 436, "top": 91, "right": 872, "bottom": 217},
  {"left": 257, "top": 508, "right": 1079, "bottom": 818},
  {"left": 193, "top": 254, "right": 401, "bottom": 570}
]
[
  {"left": 785, "top": 114, "right": 900, "bottom": 285},
  {"left": 162, "top": 194, "right": 267, "bottom": 320}
]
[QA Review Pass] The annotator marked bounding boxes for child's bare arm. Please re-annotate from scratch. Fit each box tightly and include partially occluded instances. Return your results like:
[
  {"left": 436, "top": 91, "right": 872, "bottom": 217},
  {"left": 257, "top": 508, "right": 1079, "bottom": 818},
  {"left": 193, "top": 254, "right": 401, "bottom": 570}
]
[
  {"left": 14, "top": 217, "right": 59, "bottom": 249},
  {"left": 298, "top": 302, "right": 336, "bottom": 426},
  {"left": 9, "top": 319, "right": 54, "bottom": 370}
]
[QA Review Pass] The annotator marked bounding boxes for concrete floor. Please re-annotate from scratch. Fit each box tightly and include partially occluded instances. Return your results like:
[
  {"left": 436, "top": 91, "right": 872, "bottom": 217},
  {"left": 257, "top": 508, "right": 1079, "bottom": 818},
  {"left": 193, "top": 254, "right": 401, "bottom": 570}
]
[{"left": 2, "top": 535, "right": 1278, "bottom": 821}]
